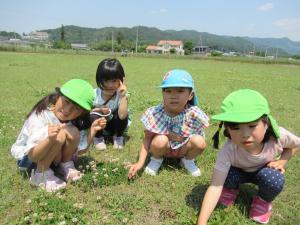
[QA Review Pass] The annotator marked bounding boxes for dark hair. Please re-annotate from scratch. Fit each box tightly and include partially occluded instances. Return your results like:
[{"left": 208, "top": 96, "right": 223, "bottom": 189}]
[
  {"left": 96, "top": 58, "right": 125, "bottom": 89},
  {"left": 212, "top": 115, "right": 277, "bottom": 149},
  {"left": 26, "top": 91, "right": 60, "bottom": 119},
  {"left": 26, "top": 88, "right": 90, "bottom": 129}
]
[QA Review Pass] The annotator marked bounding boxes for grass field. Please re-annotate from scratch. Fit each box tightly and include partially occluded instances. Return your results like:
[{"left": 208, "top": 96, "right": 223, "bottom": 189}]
[{"left": 0, "top": 51, "right": 299, "bottom": 225}]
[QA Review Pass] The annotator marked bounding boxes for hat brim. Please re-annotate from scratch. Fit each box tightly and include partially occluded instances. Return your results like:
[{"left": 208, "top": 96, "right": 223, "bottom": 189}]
[
  {"left": 160, "top": 84, "right": 194, "bottom": 88},
  {"left": 60, "top": 89, "right": 92, "bottom": 111},
  {"left": 212, "top": 112, "right": 264, "bottom": 123}
]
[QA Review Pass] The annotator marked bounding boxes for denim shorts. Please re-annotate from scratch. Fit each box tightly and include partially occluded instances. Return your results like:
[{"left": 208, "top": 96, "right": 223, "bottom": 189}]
[{"left": 17, "top": 155, "right": 37, "bottom": 172}]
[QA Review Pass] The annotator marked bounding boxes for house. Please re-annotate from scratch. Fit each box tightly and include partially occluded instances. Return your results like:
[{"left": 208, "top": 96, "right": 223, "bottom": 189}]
[
  {"left": 71, "top": 43, "right": 89, "bottom": 50},
  {"left": 23, "top": 32, "right": 49, "bottom": 41},
  {"left": 146, "top": 45, "right": 163, "bottom": 54},
  {"left": 146, "top": 40, "right": 184, "bottom": 55},
  {"left": 193, "top": 45, "right": 210, "bottom": 54}
]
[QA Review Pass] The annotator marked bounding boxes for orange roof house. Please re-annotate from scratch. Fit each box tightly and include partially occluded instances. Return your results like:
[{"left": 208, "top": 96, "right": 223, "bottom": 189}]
[{"left": 146, "top": 40, "right": 184, "bottom": 55}]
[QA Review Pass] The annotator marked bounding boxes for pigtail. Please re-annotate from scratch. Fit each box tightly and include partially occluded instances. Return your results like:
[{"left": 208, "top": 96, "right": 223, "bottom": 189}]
[{"left": 212, "top": 122, "right": 223, "bottom": 149}]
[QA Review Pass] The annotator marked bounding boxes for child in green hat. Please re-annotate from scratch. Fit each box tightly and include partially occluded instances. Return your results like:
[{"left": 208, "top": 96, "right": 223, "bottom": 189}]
[
  {"left": 198, "top": 89, "right": 300, "bottom": 224},
  {"left": 11, "top": 79, "right": 107, "bottom": 192}
]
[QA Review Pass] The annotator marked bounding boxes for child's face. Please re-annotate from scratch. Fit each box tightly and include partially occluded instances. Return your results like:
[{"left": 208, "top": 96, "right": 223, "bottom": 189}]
[
  {"left": 227, "top": 119, "right": 268, "bottom": 153},
  {"left": 162, "top": 87, "right": 193, "bottom": 116},
  {"left": 53, "top": 96, "right": 84, "bottom": 121},
  {"left": 101, "top": 79, "right": 121, "bottom": 95}
]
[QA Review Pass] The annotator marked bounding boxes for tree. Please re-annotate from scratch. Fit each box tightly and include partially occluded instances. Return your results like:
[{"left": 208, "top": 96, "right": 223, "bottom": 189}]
[
  {"left": 60, "top": 24, "right": 65, "bottom": 42},
  {"left": 184, "top": 41, "right": 194, "bottom": 55},
  {"left": 116, "top": 32, "right": 124, "bottom": 45}
]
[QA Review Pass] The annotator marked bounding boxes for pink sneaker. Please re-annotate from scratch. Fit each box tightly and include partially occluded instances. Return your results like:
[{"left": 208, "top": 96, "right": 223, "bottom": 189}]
[
  {"left": 59, "top": 161, "right": 83, "bottom": 182},
  {"left": 250, "top": 196, "right": 272, "bottom": 224},
  {"left": 30, "top": 169, "right": 66, "bottom": 192},
  {"left": 218, "top": 187, "right": 240, "bottom": 207}
]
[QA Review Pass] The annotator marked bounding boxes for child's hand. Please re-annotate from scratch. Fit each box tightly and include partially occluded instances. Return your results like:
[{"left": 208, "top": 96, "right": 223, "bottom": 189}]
[
  {"left": 48, "top": 124, "right": 63, "bottom": 141},
  {"left": 118, "top": 80, "right": 127, "bottom": 97},
  {"left": 167, "top": 132, "right": 185, "bottom": 142},
  {"left": 267, "top": 160, "right": 286, "bottom": 173},
  {"left": 128, "top": 163, "right": 142, "bottom": 180},
  {"left": 91, "top": 117, "right": 107, "bottom": 132},
  {"left": 92, "top": 106, "right": 110, "bottom": 115}
]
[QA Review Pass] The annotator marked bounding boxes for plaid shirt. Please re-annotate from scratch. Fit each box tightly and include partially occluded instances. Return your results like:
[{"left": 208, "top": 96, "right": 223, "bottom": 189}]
[{"left": 141, "top": 104, "right": 209, "bottom": 149}]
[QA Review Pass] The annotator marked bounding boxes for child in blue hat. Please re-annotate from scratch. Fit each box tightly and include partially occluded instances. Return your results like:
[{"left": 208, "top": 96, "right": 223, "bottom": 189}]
[{"left": 128, "top": 69, "right": 209, "bottom": 179}]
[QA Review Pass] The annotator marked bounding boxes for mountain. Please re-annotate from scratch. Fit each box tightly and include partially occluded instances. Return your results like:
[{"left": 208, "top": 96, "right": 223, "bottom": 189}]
[
  {"left": 244, "top": 37, "right": 300, "bottom": 55},
  {"left": 39, "top": 25, "right": 300, "bottom": 56}
]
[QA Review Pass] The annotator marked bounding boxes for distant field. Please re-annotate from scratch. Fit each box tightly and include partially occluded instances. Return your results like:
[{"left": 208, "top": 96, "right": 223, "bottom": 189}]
[{"left": 0, "top": 51, "right": 299, "bottom": 224}]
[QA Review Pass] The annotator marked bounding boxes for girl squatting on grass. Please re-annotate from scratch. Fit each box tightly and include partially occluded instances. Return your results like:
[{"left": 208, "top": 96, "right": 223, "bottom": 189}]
[
  {"left": 128, "top": 69, "right": 209, "bottom": 179},
  {"left": 198, "top": 89, "right": 300, "bottom": 224},
  {"left": 91, "top": 58, "right": 129, "bottom": 150},
  {"left": 11, "top": 79, "right": 107, "bottom": 192}
]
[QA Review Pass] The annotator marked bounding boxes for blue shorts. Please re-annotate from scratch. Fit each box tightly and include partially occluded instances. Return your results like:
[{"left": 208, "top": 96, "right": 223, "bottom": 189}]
[{"left": 17, "top": 155, "right": 36, "bottom": 172}]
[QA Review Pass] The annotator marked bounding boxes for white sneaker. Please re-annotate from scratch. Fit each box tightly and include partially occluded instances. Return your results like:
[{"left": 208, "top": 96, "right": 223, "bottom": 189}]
[
  {"left": 30, "top": 169, "right": 66, "bottom": 192},
  {"left": 180, "top": 157, "right": 201, "bottom": 177},
  {"left": 113, "top": 136, "right": 124, "bottom": 149},
  {"left": 94, "top": 136, "right": 106, "bottom": 150},
  {"left": 144, "top": 157, "right": 163, "bottom": 176}
]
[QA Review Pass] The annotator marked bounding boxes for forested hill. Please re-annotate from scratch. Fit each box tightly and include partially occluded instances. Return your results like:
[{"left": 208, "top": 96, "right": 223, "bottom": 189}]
[{"left": 40, "top": 25, "right": 300, "bottom": 55}]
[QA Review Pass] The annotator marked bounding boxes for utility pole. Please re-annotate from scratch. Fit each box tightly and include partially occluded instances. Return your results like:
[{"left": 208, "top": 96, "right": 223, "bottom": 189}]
[{"left": 135, "top": 26, "right": 139, "bottom": 53}]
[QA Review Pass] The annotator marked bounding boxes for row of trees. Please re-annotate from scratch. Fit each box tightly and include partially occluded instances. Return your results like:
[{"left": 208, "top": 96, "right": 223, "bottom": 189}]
[{"left": 52, "top": 25, "right": 195, "bottom": 54}]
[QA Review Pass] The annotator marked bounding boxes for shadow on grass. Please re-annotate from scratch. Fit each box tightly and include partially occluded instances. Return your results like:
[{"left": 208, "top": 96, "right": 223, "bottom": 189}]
[{"left": 185, "top": 183, "right": 258, "bottom": 217}]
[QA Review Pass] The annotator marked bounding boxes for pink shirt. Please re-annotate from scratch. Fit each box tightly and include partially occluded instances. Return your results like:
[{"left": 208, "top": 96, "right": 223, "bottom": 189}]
[{"left": 215, "top": 127, "right": 300, "bottom": 173}]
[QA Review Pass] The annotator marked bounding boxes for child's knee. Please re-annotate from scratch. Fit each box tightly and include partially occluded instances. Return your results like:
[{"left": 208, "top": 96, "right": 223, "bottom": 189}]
[
  {"left": 257, "top": 167, "right": 285, "bottom": 191},
  {"left": 151, "top": 135, "right": 169, "bottom": 150},
  {"left": 190, "top": 135, "right": 206, "bottom": 150}
]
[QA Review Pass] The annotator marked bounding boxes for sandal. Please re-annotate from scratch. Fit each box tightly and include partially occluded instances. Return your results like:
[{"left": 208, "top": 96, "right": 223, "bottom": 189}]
[{"left": 59, "top": 161, "right": 83, "bottom": 182}]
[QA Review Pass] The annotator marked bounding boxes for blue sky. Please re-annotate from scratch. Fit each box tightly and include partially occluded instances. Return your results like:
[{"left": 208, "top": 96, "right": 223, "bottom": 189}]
[{"left": 1, "top": 0, "right": 300, "bottom": 41}]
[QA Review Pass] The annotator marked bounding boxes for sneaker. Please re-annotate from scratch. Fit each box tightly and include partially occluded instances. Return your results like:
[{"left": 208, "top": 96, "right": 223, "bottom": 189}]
[
  {"left": 180, "top": 157, "right": 201, "bottom": 177},
  {"left": 59, "top": 161, "right": 83, "bottom": 182},
  {"left": 94, "top": 136, "right": 106, "bottom": 150},
  {"left": 30, "top": 169, "right": 66, "bottom": 192},
  {"left": 144, "top": 157, "right": 163, "bottom": 176},
  {"left": 250, "top": 196, "right": 272, "bottom": 224},
  {"left": 218, "top": 187, "right": 240, "bottom": 207},
  {"left": 113, "top": 136, "right": 124, "bottom": 149}
]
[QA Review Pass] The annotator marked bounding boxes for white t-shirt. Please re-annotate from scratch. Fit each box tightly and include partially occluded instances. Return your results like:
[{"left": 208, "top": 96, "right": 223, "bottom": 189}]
[
  {"left": 11, "top": 109, "right": 87, "bottom": 160},
  {"left": 94, "top": 88, "right": 120, "bottom": 113},
  {"left": 215, "top": 127, "right": 300, "bottom": 173}
]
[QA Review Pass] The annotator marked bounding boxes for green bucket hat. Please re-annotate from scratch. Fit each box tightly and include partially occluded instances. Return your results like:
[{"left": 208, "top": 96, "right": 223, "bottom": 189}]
[
  {"left": 60, "top": 79, "right": 95, "bottom": 111},
  {"left": 212, "top": 89, "right": 280, "bottom": 138}
]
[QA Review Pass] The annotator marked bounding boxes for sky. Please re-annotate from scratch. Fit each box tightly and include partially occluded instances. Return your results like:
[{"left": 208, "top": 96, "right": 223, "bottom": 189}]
[{"left": 1, "top": 0, "right": 300, "bottom": 41}]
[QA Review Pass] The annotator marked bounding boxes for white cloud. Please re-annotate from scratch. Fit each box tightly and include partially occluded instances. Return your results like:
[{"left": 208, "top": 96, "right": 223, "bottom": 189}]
[
  {"left": 273, "top": 18, "right": 300, "bottom": 30},
  {"left": 150, "top": 9, "right": 168, "bottom": 14},
  {"left": 273, "top": 18, "right": 300, "bottom": 41},
  {"left": 257, "top": 2, "right": 273, "bottom": 12}
]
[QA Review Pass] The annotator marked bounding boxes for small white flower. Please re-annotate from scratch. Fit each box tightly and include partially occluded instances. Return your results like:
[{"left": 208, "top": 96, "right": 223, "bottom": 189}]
[{"left": 104, "top": 174, "right": 109, "bottom": 178}]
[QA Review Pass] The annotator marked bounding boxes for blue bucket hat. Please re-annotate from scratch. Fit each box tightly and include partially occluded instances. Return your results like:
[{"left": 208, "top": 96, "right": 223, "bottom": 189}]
[{"left": 160, "top": 69, "right": 199, "bottom": 105}]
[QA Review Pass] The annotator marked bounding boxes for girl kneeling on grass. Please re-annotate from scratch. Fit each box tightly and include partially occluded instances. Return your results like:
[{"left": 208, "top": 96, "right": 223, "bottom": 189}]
[
  {"left": 198, "top": 89, "right": 300, "bottom": 224},
  {"left": 11, "top": 79, "right": 106, "bottom": 192},
  {"left": 128, "top": 69, "right": 209, "bottom": 179}
]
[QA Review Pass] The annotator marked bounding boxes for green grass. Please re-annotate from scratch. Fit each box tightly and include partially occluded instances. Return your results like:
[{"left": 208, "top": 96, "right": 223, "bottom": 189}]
[{"left": 0, "top": 51, "right": 299, "bottom": 224}]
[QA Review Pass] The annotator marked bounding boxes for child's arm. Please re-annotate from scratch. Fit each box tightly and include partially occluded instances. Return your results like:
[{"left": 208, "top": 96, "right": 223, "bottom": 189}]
[
  {"left": 198, "top": 169, "right": 228, "bottom": 225},
  {"left": 128, "top": 131, "right": 154, "bottom": 179},
  {"left": 78, "top": 117, "right": 107, "bottom": 154},
  {"left": 267, "top": 148, "right": 298, "bottom": 173},
  {"left": 118, "top": 80, "right": 129, "bottom": 120}
]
